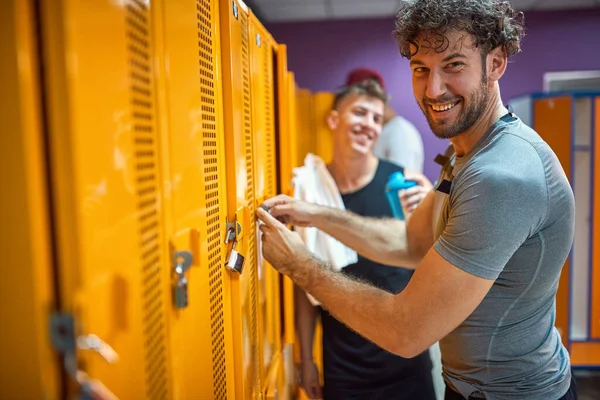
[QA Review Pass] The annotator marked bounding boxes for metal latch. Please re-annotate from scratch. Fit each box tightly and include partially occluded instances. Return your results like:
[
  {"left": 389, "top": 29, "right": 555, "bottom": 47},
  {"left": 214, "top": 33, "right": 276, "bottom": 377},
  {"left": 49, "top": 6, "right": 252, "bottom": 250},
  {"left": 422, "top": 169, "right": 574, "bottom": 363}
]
[
  {"left": 50, "top": 313, "right": 120, "bottom": 399},
  {"left": 172, "top": 250, "right": 193, "bottom": 309}
]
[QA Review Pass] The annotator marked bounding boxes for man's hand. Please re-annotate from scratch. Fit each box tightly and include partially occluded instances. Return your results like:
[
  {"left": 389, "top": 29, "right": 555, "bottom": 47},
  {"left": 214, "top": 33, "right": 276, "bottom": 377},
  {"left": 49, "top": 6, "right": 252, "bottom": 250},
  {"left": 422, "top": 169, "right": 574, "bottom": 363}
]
[
  {"left": 257, "top": 207, "right": 316, "bottom": 278},
  {"left": 401, "top": 170, "right": 434, "bottom": 214},
  {"left": 260, "top": 195, "right": 325, "bottom": 227},
  {"left": 299, "top": 360, "right": 323, "bottom": 399}
]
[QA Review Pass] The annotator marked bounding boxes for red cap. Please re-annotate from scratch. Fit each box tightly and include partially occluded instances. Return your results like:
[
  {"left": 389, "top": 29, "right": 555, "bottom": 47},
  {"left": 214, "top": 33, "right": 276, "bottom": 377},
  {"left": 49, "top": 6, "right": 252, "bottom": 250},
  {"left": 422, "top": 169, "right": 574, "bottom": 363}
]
[{"left": 345, "top": 68, "right": 385, "bottom": 89}]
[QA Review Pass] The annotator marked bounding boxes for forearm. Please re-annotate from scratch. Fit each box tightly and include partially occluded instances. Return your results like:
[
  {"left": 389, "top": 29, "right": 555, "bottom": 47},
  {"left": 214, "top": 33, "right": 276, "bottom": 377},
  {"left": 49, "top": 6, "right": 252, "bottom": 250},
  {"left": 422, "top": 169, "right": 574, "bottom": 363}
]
[
  {"left": 292, "top": 256, "right": 412, "bottom": 357},
  {"left": 313, "top": 207, "right": 419, "bottom": 268},
  {"left": 294, "top": 285, "right": 318, "bottom": 362}
]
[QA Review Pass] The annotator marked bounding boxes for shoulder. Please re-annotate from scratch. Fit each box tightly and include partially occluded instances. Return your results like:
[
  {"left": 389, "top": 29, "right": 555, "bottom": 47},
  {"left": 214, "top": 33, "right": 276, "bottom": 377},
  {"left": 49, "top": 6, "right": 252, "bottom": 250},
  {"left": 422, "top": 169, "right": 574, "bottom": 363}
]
[{"left": 453, "top": 124, "right": 549, "bottom": 214}]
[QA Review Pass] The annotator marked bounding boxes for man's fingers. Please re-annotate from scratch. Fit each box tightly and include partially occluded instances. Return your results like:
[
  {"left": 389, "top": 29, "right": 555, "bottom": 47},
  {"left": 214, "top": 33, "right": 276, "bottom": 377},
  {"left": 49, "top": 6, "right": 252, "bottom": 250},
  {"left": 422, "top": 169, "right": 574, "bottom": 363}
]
[
  {"left": 403, "top": 169, "right": 433, "bottom": 189},
  {"left": 399, "top": 186, "right": 422, "bottom": 198},
  {"left": 269, "top": 203, "right": 294, "bottom": 219},
  {"left": 305, "top": 385, "right": 321, "bottom": 399},
  {"left": 256, "top": 207, "right": 287, "bottom": 230},
  {"left": 261, "top": 194, "right": 292, "bottom": 209}
]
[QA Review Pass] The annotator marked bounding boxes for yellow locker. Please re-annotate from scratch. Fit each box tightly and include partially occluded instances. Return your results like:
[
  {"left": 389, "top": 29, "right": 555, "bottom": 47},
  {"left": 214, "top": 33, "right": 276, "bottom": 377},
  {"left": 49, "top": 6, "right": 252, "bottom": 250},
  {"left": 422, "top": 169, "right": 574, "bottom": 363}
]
[
  {"left": 276, "top": 45, "right": 295, "bottom": 196},
  {"left": 152, "top": 0, "right": 235, "bottom": 398},
  {"left": 39, "top": 0, "right": 171, "bottom": 397},
  {"left": 219, "top": 0, "right": 263, "bottom": 398},
  {"left": 287, "top": 73, "right": 300, "bottom": 173},
  {"left": 274, "top": 44, "right": 300, "bottom": 400},
  {"left": 313, "top": 93, "right": 335, "bottom": 164},
  {"left": 593, "top": 97, "right": 600, "bottom": 340},
  {"left": 0, "top": 0, "right": 60, "bottom": 397},
  {"left": 248, "top": 9, "right": 281, "bottom": 378},
  {"left": 296, "top": 88, "right": 315, "bottom": 165}
]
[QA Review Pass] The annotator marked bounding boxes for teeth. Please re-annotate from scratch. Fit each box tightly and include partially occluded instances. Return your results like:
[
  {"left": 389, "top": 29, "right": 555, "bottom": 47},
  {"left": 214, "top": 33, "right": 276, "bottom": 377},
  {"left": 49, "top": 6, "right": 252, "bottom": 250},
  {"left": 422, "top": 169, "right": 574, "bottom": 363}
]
[{"left": 431, "top": 102, "right": 457, "bottom": 112}]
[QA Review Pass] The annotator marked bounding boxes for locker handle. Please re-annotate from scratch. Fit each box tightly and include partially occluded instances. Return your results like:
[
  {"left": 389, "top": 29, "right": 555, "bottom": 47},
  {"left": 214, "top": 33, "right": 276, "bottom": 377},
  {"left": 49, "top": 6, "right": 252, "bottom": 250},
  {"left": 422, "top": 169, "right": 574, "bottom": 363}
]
[{"left": 170, "top": 228, "right": 200, "bottom": 267}]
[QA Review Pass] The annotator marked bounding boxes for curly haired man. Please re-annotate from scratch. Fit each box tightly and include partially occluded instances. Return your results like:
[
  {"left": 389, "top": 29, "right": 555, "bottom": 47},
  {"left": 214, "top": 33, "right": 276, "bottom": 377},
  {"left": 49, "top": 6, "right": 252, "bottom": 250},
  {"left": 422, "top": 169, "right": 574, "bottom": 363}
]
[{"left": 257, "top": 1, "right": 578, "bottom": 399}]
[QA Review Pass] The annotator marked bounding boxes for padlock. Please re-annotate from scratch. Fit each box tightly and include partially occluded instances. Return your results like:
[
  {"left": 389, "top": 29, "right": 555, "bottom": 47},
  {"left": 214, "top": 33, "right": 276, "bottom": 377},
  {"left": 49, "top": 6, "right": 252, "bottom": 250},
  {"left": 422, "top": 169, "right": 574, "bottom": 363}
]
[{"left": 226, "top": 241, "right": 245, "bottom": 274}]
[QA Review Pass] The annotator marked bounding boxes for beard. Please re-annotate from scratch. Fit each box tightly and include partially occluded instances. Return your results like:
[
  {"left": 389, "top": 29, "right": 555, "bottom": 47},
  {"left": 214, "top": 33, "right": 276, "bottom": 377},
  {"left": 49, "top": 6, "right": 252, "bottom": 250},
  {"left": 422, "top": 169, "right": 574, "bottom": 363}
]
[{"left": 419, "top": 78, "right": 490, "bottom": 139}]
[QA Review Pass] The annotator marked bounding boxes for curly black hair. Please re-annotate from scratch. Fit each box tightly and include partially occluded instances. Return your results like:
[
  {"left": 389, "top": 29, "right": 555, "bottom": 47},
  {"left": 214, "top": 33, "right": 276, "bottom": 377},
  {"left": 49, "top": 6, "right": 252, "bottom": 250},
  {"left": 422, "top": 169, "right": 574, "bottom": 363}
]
[{"left": 393, "top": 0, "right": 525, "bottom": 59}]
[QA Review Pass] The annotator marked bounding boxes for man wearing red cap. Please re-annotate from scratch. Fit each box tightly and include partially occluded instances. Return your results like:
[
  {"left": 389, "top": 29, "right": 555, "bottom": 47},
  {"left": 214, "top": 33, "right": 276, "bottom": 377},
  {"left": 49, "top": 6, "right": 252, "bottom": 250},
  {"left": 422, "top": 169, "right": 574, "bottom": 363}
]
[{"left": 346, "top": 68, "right": 425, "bottom": 173}]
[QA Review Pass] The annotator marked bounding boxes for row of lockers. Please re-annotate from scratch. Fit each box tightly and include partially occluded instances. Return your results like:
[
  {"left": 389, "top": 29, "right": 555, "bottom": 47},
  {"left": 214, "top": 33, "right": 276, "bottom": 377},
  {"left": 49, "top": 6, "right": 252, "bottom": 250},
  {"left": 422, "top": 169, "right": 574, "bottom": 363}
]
[
  {"left": 1, "top": 0, "right": 335, "bottom": 398},
  {"left": 509, "top": 92, "right": 600, "bottom": 367}
]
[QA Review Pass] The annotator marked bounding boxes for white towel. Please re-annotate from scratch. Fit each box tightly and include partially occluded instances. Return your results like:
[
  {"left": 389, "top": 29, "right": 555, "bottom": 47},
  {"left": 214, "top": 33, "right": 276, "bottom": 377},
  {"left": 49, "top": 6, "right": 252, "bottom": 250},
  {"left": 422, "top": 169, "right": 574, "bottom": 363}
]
[{"left": 292, "top": 153, "right": 358, "bottom": 306}]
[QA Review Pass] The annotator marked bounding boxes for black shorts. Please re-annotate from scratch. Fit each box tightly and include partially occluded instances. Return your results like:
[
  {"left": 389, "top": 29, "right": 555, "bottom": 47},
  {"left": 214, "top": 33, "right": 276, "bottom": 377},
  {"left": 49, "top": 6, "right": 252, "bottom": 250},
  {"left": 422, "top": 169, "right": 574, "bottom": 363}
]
[{"left": 444, "top": 377, "right": 578, "bottom": 400}]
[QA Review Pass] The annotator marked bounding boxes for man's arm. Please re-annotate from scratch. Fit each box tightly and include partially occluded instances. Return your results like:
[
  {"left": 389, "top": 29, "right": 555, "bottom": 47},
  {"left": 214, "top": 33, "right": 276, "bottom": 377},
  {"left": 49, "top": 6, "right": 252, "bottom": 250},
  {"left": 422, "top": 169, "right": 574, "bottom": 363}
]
[
  {"left": 294, "top": 286, "right": 322, "bottom": 398},
  {"left": 263, "top": 187, "right": 434, "bottom": 268},
  {"left": 257, "top": 207, "right": 494, "bottom": 358},
  {"left": 295, "top": 285, "right": 318, "bottom": 362}
]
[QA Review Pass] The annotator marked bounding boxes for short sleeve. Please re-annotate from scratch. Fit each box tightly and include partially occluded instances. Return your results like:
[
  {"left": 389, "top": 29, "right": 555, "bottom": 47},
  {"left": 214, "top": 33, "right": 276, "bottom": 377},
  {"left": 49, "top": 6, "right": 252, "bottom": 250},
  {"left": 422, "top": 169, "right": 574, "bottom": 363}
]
[{"left": 433, "top": 165, "right": 548, "bottom": 280}]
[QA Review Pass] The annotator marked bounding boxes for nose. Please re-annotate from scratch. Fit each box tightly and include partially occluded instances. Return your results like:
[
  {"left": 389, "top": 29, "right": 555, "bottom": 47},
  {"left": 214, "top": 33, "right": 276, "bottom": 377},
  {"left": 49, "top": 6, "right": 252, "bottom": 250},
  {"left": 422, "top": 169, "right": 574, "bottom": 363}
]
[{"left": 425, "top": 70, "right": 446, "bottom": 100}]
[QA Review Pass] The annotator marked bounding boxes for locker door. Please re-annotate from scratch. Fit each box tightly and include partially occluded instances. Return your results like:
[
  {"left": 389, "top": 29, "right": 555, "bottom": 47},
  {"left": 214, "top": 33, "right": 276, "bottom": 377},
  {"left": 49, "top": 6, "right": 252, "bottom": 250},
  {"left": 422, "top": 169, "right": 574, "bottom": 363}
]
[
  {"left": 313, "top": 92, "right": 335, "bottom": 164},
  {"left": 249, "top": 13, "right": 281, "bottom": 383},
  {"left": 533, "top": 96, "right": 572, "bottom": 347},
  {"left": 219, "top": 0, "right": 262, "bottom": 398},
  {"left": 153, "top": 0, "right": 235, "bottom": 398},
  {"left": 296, "top": 89, "right": 315, "bottom": 164},
  {"left": 0, "top": 0, "right": 60, "bottom": 397},
  {"left": 568, "top": 95, "right": 600, "bottom": 366},
  {"left": 40, "top": 1, "right": 171, "bottom": 398},
  {"left": 592, "top": 96, "right": 600, "bottom": 340}
]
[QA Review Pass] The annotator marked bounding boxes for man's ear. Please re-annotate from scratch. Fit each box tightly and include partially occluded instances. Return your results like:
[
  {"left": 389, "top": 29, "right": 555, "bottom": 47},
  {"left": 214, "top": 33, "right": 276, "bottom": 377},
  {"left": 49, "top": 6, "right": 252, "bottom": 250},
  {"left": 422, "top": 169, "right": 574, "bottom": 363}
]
[
  {"left": 327, "top": 110, "right": 339, "bottom": 130},
  {"left": 488, "top": 46, "right": 507, "bottom": 82}
]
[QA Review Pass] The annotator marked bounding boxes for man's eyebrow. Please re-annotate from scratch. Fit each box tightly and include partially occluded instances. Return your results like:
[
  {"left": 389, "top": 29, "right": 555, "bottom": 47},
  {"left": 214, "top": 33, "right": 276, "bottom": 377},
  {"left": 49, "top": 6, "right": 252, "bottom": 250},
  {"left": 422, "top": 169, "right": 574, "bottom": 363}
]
[
  {"left": 409, "top": 59, "right": 425, "bottom": 66},
  {"left": 442, "top": 53, "right": 467, "bottom": 62}
]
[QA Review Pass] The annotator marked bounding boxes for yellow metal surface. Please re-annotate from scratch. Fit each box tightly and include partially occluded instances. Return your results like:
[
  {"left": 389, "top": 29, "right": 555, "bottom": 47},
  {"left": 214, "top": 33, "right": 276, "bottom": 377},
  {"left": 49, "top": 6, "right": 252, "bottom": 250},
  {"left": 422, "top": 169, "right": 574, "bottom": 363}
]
[
  {"left": 313, "top": 92, "right": 335, "bottom": 164},
  {"left": 249, "top": 12, "right": 282, "bottom": 382},
  {"left": 153, "top": 0, "right": 235, "bottom": 398},
  {"left": 276, "top": 45, "right": 293, "bottom": 196},
  {"left": 296, "top": 88, "right": 315, "bottom": 164},
  {"left": 220, "top": 0, "right": 263, "bottom": 398},
  {"left": 264, "top": 352, "right": 284, "bottom": 400},
  {"left": 287, "top": 73, "right": 300, "bottom": 173},
  {"left": 0, "top": 0, "right": 60, "bottom": 397},
  {"left": 592, "top": 97, "right": 600, "bottom": 340},
  {"left": 39, "top": 0, "right": 171, "bottom": 398}
]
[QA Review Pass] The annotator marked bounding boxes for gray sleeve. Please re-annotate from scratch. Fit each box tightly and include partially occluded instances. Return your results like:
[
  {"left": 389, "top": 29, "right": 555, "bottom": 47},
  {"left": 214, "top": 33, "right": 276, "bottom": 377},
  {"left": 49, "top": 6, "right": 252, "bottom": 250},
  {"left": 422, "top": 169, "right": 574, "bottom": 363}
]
[{"left": 433, "top": 165, "right": 548, "bottom": 280}]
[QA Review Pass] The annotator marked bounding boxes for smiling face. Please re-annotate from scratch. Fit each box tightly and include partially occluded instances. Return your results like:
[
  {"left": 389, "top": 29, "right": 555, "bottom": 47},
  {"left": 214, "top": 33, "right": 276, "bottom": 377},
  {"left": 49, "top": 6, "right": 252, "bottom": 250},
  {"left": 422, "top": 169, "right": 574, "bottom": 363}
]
[
  {"left": 328, "top": 93, "right": 385, "bottom": 156},
  {"left": 410, "top": 31, "right": 492, "bottom": 139}
]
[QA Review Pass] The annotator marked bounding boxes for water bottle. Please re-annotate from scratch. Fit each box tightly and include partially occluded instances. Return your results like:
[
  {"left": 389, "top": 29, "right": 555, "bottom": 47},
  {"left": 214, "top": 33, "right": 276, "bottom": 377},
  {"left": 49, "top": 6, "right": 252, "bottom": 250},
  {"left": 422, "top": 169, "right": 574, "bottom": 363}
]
[{"left": 385, "top": 171, "right": 418, "bottom": 220}]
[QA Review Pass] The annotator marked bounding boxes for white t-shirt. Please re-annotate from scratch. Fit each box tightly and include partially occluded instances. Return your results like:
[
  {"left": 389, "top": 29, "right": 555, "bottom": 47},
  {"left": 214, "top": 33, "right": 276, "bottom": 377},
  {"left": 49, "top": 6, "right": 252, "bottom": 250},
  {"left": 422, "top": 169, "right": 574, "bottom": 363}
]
[{"left": 373, "top": 115, "right": 424, "bottom": 173}]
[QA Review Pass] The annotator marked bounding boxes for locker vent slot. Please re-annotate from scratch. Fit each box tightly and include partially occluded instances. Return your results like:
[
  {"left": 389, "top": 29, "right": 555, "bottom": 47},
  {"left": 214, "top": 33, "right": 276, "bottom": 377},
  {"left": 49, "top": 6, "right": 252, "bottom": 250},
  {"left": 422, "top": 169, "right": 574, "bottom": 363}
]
[
  {"left": 197, "top": 1, "right": 228, "bottom": 399},
  {"left": 241, "top": 10, "right": 260, "bottom": 392},
  {"left": 126, "top": 2, "right": 168, "bottom": 399}
]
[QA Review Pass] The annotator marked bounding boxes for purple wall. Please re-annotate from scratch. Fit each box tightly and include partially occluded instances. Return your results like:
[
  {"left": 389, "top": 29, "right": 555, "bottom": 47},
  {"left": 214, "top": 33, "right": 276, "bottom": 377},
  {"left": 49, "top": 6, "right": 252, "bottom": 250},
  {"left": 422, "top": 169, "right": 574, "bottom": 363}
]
[{"left": 268, "top": 9, "right": 600, "bottom": 181}]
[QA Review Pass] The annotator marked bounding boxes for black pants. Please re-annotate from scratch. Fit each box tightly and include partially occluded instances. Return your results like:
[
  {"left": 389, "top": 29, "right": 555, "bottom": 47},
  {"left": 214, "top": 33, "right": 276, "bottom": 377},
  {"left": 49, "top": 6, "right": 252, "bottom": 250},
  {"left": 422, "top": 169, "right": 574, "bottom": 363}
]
[
  {"left": 444, "top": 377, "right": 578, "bottom": 400},
  {"left": 322, "top": 372, "right": 436, "bottom": 400}
]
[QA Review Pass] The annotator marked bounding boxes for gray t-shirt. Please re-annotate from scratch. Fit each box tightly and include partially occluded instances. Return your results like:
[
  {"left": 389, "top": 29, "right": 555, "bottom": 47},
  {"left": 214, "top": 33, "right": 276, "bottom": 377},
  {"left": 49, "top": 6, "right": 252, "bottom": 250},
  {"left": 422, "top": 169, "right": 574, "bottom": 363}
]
[{"left": 431, "top": 114, "right": 574, "bottom": 400}]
